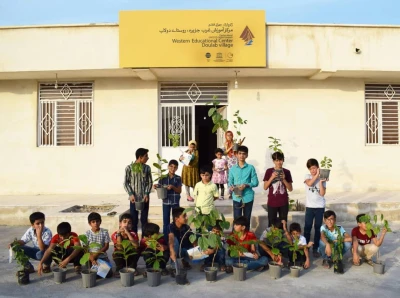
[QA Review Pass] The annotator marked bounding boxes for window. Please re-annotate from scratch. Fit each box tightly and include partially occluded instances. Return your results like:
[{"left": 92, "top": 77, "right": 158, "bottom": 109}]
[
  {"left": 365, "top": 84, "right": 399, "bottom": 145},
  {"left": 38, "top": 82, "right": 93, "bottom": 146}
]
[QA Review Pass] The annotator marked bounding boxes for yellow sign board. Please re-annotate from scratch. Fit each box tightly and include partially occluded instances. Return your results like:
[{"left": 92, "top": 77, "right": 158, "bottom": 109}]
[{"left": 119, "top": 10, "right": 266, "bottom": 68}]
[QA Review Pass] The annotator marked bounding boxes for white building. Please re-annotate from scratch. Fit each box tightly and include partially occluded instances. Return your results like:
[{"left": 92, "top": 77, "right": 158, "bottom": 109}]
[{"left": 0, "top": 18, "right": 399, "bottom": 195}]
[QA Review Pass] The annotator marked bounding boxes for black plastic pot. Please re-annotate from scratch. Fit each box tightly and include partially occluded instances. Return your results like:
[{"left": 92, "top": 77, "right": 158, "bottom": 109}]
[
  {"left": 204, "top": 267, "right": 218, "bottom": 282},
  {"left": 233, "top": 143, "right": 239, "bottom": 151},
  {"left": 175, "top": 270, "right": 187, "bottom": 285},
  {"left": 334, "top": 260, "right": 344, "bottom": 274},
  {"left": 17, "top": 270, "right": 29, "bottom": 285}
]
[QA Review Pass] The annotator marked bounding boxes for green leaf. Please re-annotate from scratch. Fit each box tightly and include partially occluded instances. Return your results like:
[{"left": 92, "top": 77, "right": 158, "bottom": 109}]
[
  {"left": 189, "top": 234, "right": 197, "bottom": 244},
  {"left": 153, "top": 260, "right": 160, "bottom": 271},
  {"left": 198, "top": 237, "right": 209, "bottom": 251},
  {"left": 212, "top": 123, "right": 219, "bottom": 133},
  {"left": 183, "top": 207, "right": 195, "bottom": 214},
  {"left": 271, "top": 248, "right": 279, "bottom": 256},
  {"left": 78, "top": 234, "right": 88, "bottom": 245},
  {"left": 208, "top": 233, "right": 217, "bottom": 248},
  {"left": 153, "top": 163, "right": 161, "bottom": 170},
  {"left": 381, "top": 214, "right": 384, "bottom": 222},
  {"left": 187, "top": 214, "right": 194, "bottom": 225},
  {"left": 208, "top": 108, "right": 216, "bottom": 117},
  {"left": 80, "top": 253, "right": 90, "bottom": 266}
]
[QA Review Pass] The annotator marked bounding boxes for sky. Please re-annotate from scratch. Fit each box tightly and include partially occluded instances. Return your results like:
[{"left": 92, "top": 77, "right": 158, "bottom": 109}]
[{"left": 0, "top": 0, "right": 397, "bottom": 26}]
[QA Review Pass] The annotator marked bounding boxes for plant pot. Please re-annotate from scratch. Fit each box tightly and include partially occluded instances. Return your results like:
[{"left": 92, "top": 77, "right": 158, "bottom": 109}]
[
  {"left": 81, "top": 269, "right": 97, "bottom": 288},
  {"left": 135, "top": 201, "right": 145, "bottom": 211},
  {"left": 175, "top": 270, "right": 187, "bottom": 285},
  {"left": 156, "top": 187, "right": 168, "bottom": 200},
  {"left": 53, "top": 267, "right": 67, "bottom": 284},
  {"left": 204, "top": 267, "right": 218, "bottom": 282},
  {"left": 233, "top": 143, "right": 239, "bottom": 151},
  {"left": 146, "top": 269, "right": 161, "bottom": 287},
  {"left": 269, "top": 261, "right": 282, "bottom": 279},
  {"left": 333, "top": 260, "right": 344, "bottom": 274},
  {"left": 320, "top": 169, "right": 331, "bottom": 179},
  {"left": 233, "top": 263, "right": 247, "bottom": 281},
  {"left": 120, "top": 268, "right": 135, "bottom": 287},
  {"left": 233, "top": 187, "right": 243, "bottom": 197},
  {"left": 290, "top": 266, "right": 301, "bottom": 278},
  {"left": 373, "top": 261, "right": 385, "bottom": 274},
  {"left": 16, "top": 270, "right": 29, "bottom": 285}
]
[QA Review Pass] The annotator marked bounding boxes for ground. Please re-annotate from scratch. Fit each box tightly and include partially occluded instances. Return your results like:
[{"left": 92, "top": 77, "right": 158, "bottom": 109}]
[{"left": 1, "top": 223, "right": 399, "bottom": 298}]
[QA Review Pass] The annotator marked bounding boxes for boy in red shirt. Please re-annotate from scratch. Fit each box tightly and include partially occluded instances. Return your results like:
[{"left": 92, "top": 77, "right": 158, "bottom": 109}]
[
  {"left": 352, "top": 214, "right": 387, "bottom": 266},
  {"left": 225, "top": 216, "right": 268, "bottom": 273}
]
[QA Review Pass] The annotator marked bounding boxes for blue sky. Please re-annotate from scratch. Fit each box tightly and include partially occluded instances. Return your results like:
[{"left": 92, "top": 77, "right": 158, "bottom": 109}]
[{"left": 0, "top": 0, "right": 397, "bottom": 26}]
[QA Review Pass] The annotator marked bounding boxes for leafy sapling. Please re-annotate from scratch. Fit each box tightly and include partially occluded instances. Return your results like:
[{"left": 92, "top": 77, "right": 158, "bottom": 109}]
[
  {"left": 206, "top": 95, "right": 229, "bottom": 133},
  {"left": 113, "top": 240, "right": 137, "bottom": 271},
  {"left": 268, "top": 137, "right": 283, "bottom": 154},
  {"left": 320, "top": 156, "right": 332, "bottom": 169}
]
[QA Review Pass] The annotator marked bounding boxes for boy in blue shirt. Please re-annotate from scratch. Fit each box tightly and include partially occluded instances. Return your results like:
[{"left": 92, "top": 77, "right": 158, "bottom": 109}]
[{"left": 228, "top": 146, "right": 259, "bottom": 230}]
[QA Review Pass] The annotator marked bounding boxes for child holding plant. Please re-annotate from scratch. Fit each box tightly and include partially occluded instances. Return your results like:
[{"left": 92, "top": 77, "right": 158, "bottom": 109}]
[
  {"left": 180, "top": 140, "right": 200, "bottom": 202},
  {"left": 224, "top": 131, "right": 238, "bottom": 199},
  {"left": 212, "top": 148, "right": 228, "bottom": 200},
  {"left": 258, "top": 218, "right": 288, "bottom": 263},
  {"left": 283, "top": 222, "right": 311, "bottom": 269},
  {"left": 201, "top": 220, "right": 227, "bottom": 272}
]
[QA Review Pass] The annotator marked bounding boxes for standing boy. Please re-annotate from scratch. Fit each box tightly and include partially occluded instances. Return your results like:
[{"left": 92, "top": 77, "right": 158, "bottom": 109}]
[
  {"left": 304, "top": 158, "right": 327, "bottom": 258},
  {"left": 193, "top": 166, "right": 219, "bottom": 215},
  {"left": 153, "top": 159, "right": 182, "bottom": 237},
  {"left": 124, "top": 148, "right": 153, "bottom": 234},
  {"left": 9, "top": 212, "right": 52, "bottom": 273},
  {"left": 352, "top": 214, "right": 387, "bottom": 266},
  {"left": 228, "top": 146, "right": 259, "bottom": 229}
]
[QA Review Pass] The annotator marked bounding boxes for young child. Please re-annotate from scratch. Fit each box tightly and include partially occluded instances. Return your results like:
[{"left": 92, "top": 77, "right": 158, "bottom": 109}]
[
  {"left": 319, "top": 210, "right": 352, "bottom": 273},
  {"left": 140, "top": 223, "right": 170, "bottom": 276},
  {"left": 167, "top": 207, "right": 194, "bottom": 271},
  {"left": 180, "top": 140, "right": 200, "bottom": 202},
  {"left": 111, "top": 213, "right": 140, "bottom": 277},
  {"left": 193, "top": 166, "right": 219, "bottom": 215},
  {"left": 263, "top": 152, "right": 293, "bottom": 227},
  {"left": 224, "top": 131, "right": 238, "bottom": 199},
  {"left": 304, "top": 158, "right": 327, "bottom": 258},
  {"left": 259, "top": 218, "right": 288, "bottom": 263},
  {"left": 228, "top": 146, "right": 259, "bottom": 230},
  {"left": 8, "top": 212, "right": 52, "bottom": 273},
  {"left": 153, "top": 159, "right": 182, "bottom": 239},
  {"left": 226, "top": 216, "right": 268, "bottom": 273},
  {"left": 283, "top": 222, "right": 311, "bottom": 269},
  {"left": 201, "top": 220, "right": 227, "bottom": 272},
  {"left": 37, "top": 222, "right": 83, "bottom": 275},
  {"left": 212, "top": 148, "right": 228, "bottom": 200},
  {"left": 352, "top": 214, "right": 387, "bottom": 266},
  {"left": 85, "top": 212, "right": 113, "bottom": 278}
]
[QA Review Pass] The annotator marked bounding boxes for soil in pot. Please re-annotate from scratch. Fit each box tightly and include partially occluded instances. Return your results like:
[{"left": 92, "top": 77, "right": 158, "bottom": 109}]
[
  {"left": 120, "top": 268, "right": 135, "bottom": 287},
  {"left": 175, "top": 270, "right": 188, "bottom": 285},
  {"left": 146, "top": 269, "right": 161, "bottom": 287},
  {"left": 204, "top": 267, "right": 218, "bottom": 282},
  {"left": 233, "top": 263, "right": 247, "bottom": 281},
  {"left": 290, "top": 266, "right": 301, "bottom": 278},
  {"left": 373, "top": 261, "right": 385, "bottom": 274},
  {"left": 81, "top": 269, "right": 97, "bottom": 288},
  {"left": 269, "top": 261, "right": 282, "bottom": 279},
  {"left": 17, "top": 270, "right": 30, "bottom": 285},
  {"left": 319, "top": 169, "right": 331, "bottom": 179},
  {"left": 53, "top": 267, "right": 67, "bottom": 284},
  {"left": 156, "top": 187, "right": 168, "bottom": 200}
]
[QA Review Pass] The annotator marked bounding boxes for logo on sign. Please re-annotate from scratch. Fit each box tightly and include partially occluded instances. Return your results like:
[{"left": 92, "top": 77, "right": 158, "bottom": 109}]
[{"left": 240, "top": 26, "right": 255, "bottom": 46}]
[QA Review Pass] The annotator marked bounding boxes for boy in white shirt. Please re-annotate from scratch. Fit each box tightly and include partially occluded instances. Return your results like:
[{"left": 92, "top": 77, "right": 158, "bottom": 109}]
[
  {"left": 304, "top": 158, "right": 327, "bottom": 258},
  {"left": 283, "top": 222, "right": 312, "bottom": 268}
]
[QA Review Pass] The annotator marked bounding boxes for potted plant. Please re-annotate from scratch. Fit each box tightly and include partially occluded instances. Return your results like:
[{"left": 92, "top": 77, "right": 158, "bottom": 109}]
[
  {"left": 320, "top": 156, "right": 332, "bottom": 179},
  {"left": 113, "top": 239, "right": 137, "bottom": 287},
  {"left": 232, "top": 110, "right": 248, "bottom": 151},
  {"left": 323, "top": 225, "right": 344, "bottom": 274},
  {"left": 226, "top": 232, "right": 256, "bottom": 281},
  {"left": 51, "top": 237, "right": 72, "bottom": 284},
  {"left": 168, "top": 133, "right": 180, "bottom": 148},
  {"left": 130, "top": 162, "right": 145, "bottom": 211},
  {"left": 265, "top": 226, "right": 287, "bottom": 279},
  {"left": 206, "top": 96, "right": 229, "bottom": 134},
  {"left": 286, "top": 238, "right": 304, "bottom": 278},
  {"left": 72, "top": 234, "right": 102, "bottom": 288},
  {"left": 143, "top": 233, "right": 165, "bottom": 287},
  {"left": 360, "top": 214, "right": 392, "bottom": 274},
  {"left": 11, "top": 239, "right": 30, "bottom": 285},
  {"left": 153, "top": 154, "right": 169, "bottom": 200}
]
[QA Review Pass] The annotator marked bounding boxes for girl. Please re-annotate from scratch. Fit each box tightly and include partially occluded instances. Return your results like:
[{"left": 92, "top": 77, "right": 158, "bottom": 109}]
[
  {"left": 180, "top": 140, "right": 200, "bottom": 202},
  {"left": 263, "top": 152, "right": 293, "bottom": 227},
  {"left": 224, "top": 131, "right": 238, "bottom": 199},
  {"left": 212, "top": 148, "right": 228, "bottom": 200}
]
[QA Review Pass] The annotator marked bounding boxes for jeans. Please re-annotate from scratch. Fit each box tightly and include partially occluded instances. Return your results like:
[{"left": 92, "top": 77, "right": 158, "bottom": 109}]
[
  {"left": 162, "top": 203, "right": 179, "bottom": 241},
  {"left": 318, "top": 241, "right": 352, "bottom": 259},
  {"left": 304, "top": 207, "right": 325, "bottom": 251},
  {"left": 22, "top": 245, "right": 52, "bottom": 266},
  {"left": 172, "top": 237, "right": 191, "bottom": 264},
  {"left": 204, "top": 247, "right": 226, "bottom": 266},
  {"left": 130, "top": 200, "right": 150, "bottom": 234},
  {"left": 225, "top": 256, "right": 268, "bottom": 270},
  {"left": 267, "top": 204, "right": 289, "bottom": 227},
  {"left": 233, "top": 200, "right": 254, "bottom": 230}
]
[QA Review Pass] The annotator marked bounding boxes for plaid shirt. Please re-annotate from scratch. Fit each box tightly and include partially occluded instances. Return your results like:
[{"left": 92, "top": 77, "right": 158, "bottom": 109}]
[
  {"left": 85, "top": 228, "right": 110, "bottom": 259},
  {"left": 123, "top": 163, "right": 153, "bottom": 198},
  {"left": 21, "top": 227, "right": 52, "bottom": 248},
  {"left": 157, "top": 174, "right": 182, "bottom": 205}
]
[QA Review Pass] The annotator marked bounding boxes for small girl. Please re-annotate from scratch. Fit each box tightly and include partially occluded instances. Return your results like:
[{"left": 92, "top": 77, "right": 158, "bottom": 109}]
[
  {"left": 180, "top": 140, "right": 200, "bottom": 202},
  {"left": 212, "top": 148, "right": 228, "bottom": 200},
  {"left": 224, "top": 131, "right": 238, "bottom": 199}
]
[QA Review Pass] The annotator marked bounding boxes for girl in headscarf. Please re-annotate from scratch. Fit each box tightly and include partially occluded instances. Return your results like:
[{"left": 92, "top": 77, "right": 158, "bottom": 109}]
[
  {"left": 180, "top": 140, "right": 200, "bottom": 202},
  {"left": 224, "top": 131, "right": 238, "bottom": 199}
]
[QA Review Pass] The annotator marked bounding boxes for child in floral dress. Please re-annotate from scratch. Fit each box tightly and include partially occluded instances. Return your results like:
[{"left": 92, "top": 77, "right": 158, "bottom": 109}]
[{"left": 212, "top": 148, "right": 228, "bottom": 200}]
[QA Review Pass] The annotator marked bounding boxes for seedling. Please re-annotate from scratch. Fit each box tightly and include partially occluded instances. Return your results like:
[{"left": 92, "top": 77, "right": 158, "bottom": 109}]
[
  {"left": 232, "top": 110, "right": 248, "bottom": 143},
  {"left": 72, "top": 234, "right": 102, "bottom": 270},
  {"left": 206, "top": 96, "right": 229, "bottom": 133},
  {"left": 113, "top": 240, "right": 138, "bottom": 271},
  {"left": 152, "top": 154, "right": 169, "bottom": 182},
  {"left": 168, "top": 134, "right": 180, "bottom": 148},
  {"left": 268, "top": 137, "right": 283, "bottom": 153},
  {"left": 320, "top": 156, "right": 332, "bottom": 169},
  {"left": 143, "top": 234, "right": 165, "bottom": 271}
]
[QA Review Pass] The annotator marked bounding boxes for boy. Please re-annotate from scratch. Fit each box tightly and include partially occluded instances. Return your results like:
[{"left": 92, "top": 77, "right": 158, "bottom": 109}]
[
  {"left": 86, "top": 212, "right": 113, "bottom": 278},
  {"left": 8, "top": 212, "right": 52, "bottom": 273},
  {"left": 37, "top": 222, "right": 83, "bottom": 275},
  {"left": 193, "top": 166, "right": 219, "bottom": 215},
  {"left": 352, "top": 214, "right": 387, "bottom": 266},
  {"left": 201, "top": 220, "right": 226, "bottom": 272},
  {"left": 167, "top": 207, "right": 194, "bottom": 271},
  {"left": 283, "top": 222, "right": 311, "bottom": 269},
  {"left": 304, "top": 158, "right": 327, "bottom": 258},
  {"left": 259, "top": 218, "right": 288, "bottom": 263},
  {"left": 111, "top": 213, "right": 140, "bottom": 277},
  {"left": 153, "top": 159, "right": 182, "bottom": 238},
  {"left": 319, "top": 210, "right": 352, "bottom": 273},
  {"left": 228, "top": 146, "right": 259, "bottom": 230},
  {"left": 226, "top": 216, "right": 268, "bottom": 273},
  {"left": 124, "top": 148, "right": 153, "bottom": 234}
]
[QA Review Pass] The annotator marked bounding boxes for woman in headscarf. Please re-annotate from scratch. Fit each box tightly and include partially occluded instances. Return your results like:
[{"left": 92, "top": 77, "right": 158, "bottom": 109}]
[
  {"left": 180, "top": 140, "right": 200, "bottom": 202},
  {"left": 224, "top": 131, "right": 238, "bottom": 199}
]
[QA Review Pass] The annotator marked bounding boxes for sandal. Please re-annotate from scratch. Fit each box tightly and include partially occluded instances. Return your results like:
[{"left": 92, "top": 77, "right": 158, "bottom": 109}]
[
  {"left": 74, "top": 265, "right": 82, "bottom": 274},
  {"left": 313, "top": 251, "right": 321, "bottom": 258},
  {"left": 365, "top": 259, "right": 374, "bottom": 266},
  {"left": 225, "top": 266, "right": 233, "bottom": 274},
  {"left": 220, "top": 265, "right": 226, "bottom": 272},
  {"left": 322, "top": 259, "right": 332, "bottom": 269}
]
